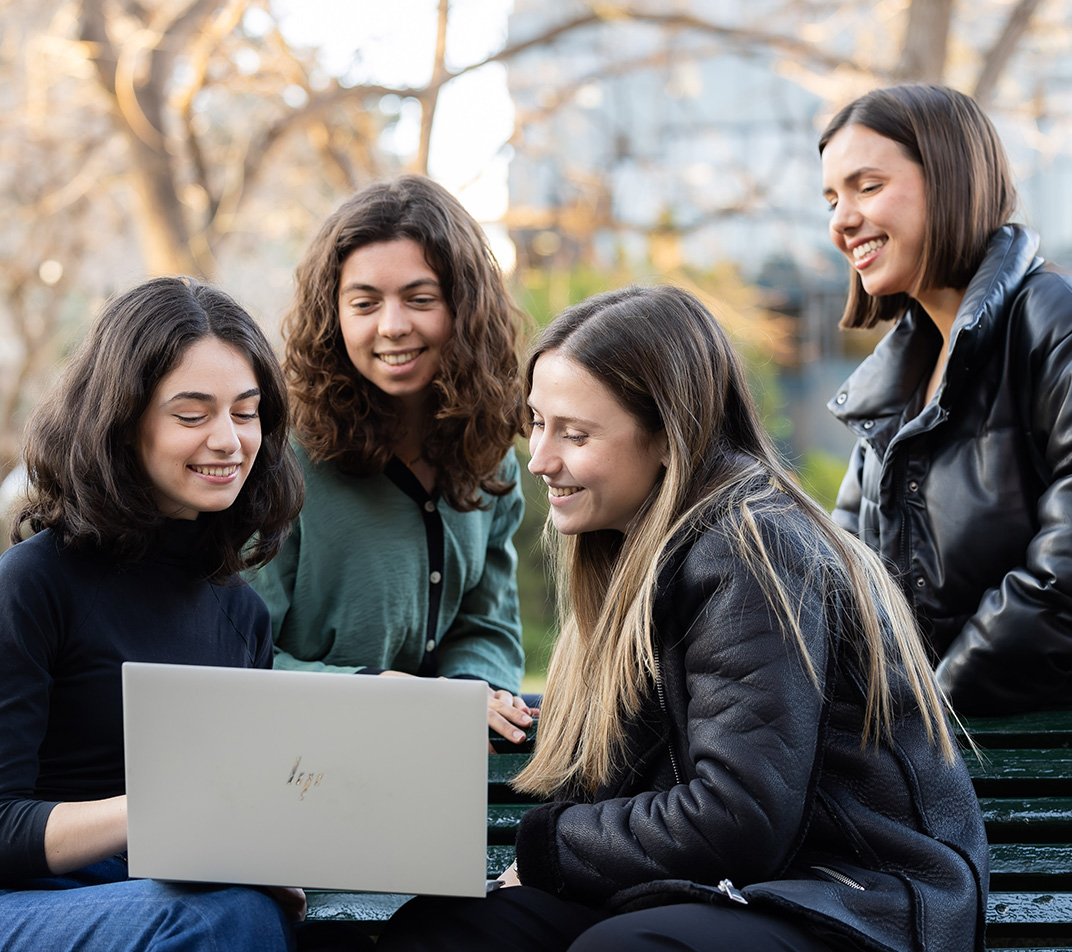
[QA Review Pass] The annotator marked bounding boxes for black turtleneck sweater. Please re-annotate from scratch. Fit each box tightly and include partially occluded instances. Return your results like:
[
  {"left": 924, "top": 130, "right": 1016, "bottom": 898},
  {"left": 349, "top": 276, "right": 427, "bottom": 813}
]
[{"left": 0, "top": 522, "right": 273, "bottom": 881}]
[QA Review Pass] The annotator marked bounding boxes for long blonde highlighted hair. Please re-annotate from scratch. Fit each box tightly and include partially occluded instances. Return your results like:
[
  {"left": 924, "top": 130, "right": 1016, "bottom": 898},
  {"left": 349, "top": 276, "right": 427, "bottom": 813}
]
[{"left": 514, "top": 286, "right": 954, "bottom": 799}]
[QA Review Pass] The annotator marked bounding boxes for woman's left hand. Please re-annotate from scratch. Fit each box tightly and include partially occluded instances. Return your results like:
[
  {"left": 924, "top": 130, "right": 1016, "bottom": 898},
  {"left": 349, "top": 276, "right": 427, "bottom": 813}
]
[
  {"left": 496, "top": 861, "right": 521, "bottom": 888},
  {"left": 487, "top": 688, "right": 538, "bottom": 748}
]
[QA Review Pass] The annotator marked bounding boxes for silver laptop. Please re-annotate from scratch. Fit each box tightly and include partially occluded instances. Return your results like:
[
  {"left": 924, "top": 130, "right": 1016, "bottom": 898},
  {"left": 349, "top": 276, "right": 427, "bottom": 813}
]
[{"left": 122, "top": 662, "right": 489, "bottom": 897}]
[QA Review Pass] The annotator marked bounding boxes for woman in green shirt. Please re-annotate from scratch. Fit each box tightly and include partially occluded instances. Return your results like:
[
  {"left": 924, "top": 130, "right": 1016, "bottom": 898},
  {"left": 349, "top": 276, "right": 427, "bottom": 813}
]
[{"left": 251, "top": 175, "right": 534, "bottom": 744}]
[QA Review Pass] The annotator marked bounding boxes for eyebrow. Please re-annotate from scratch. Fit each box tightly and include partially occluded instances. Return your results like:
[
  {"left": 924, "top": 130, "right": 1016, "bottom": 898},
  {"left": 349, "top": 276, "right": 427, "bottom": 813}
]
[
  {"left": 340, "top": 277, "right": 440, "bottom": 294},
  {"left": 823, "top": 165, "right": 883, "bottom": 196},
  {"left": 528, "top": 403, "right": 600, "bottom": 430},
  {"left": 163, "top": 388, "right": 260, "bottom": 404}
]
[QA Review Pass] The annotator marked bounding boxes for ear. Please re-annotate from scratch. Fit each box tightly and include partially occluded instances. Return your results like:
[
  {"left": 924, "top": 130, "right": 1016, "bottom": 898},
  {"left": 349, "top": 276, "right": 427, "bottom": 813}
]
[{"left": 654, "top": 428, "right": 669, "bottom": 467}]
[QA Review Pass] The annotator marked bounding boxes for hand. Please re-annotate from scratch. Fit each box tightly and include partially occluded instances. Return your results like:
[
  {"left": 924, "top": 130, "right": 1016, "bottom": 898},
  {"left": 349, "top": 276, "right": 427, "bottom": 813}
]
[
  {"left": 262, "top": 885, "right": 307, "bottom": 922},
  {"left": 497, "top": 861, "right": 521, "bottom": 888},
  {"left": 487, "top": 687, "right": 538, "bottom": 748}
]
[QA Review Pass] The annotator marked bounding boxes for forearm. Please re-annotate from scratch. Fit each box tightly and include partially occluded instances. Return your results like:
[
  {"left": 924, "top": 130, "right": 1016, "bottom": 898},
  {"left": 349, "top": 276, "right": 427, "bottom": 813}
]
[{"left": 43, "top": 795, "right": 127, "bottom": 875}]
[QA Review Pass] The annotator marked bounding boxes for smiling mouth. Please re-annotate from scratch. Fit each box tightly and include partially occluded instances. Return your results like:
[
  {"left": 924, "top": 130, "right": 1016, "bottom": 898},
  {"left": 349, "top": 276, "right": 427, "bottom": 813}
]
[
  {"left": 189, "top": 464, "right": 239, "bottom": 477},
  {"left": 852, "top": 238, "right": 887, "bottom": 261},
  {"left": 548, "top": 486, "right": 580, "bottom": 497},
  {"left": 378, "top": 349, "right": 423, "bottom": 366}
]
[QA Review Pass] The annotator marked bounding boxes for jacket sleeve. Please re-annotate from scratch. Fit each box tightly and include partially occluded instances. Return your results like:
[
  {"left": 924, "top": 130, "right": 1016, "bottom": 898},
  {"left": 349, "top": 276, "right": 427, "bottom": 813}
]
[
  {"left": 515, "top": 524, "right": 829, "bottom": 903},
  {"left": 434, "top": 450, "right": 526, "bottom": 694},
  {"left": 0, "top": 541, "right": 65, "bottom": 880},
  {"left": 938, "top": 307, "right": 1072, "bottom": 712}
]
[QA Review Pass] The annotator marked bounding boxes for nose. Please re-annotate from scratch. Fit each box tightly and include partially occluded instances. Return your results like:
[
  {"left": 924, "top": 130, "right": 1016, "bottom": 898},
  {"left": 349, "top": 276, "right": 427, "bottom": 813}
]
[
  {"left": 377, "top": 299, "right": 412, "bottom": 340},
  {"left": 527, "top": 428, "right": 559, "bottom": 479},
  {"left": 206, "top": 415, "right": 241, "bottom": 455},
  {"left": 829, "top": 197, "right": 861, "bottom": 238}
]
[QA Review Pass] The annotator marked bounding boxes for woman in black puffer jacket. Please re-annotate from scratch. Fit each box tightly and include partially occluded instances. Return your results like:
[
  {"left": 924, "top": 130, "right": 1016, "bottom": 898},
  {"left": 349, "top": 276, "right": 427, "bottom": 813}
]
[
  {"left": 377, "top": 285, "right": 986, "bottom": 952},
  {"left": 821, "top": 83, "right": 1072, "bottom": 715}
]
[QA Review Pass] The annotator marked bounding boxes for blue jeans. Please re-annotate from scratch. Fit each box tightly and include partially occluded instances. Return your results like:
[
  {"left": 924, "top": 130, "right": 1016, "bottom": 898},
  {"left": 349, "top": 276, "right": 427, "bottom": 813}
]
[{"left": 0, "top": 857, "right": 295, "bottom": 952}]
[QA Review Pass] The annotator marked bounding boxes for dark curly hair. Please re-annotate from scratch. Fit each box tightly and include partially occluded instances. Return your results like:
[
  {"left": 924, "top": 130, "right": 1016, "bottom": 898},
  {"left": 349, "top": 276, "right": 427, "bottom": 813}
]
[
  {"left": 282, "top": 174, "right": 526, "bottom": 511},
  {"left": 13, "top": 276, "right": 304, "bottom": 582}
]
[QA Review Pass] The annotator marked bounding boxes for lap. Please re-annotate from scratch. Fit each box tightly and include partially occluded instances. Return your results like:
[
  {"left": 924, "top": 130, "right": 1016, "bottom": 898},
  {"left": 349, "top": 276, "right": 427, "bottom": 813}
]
[
  {"left": 377, "top": 886, "right": 850, "bottom": 952},
  {"left": 0, "top": 875, "right": 294, "bottom": 952}
]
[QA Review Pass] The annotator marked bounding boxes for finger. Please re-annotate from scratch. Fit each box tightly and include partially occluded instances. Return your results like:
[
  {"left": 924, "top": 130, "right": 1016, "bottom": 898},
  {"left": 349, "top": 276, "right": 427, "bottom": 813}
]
[
  {"left": 488, "top": 698, "right": 533, "bottom": 728},
  {"left": 487, "top": 708, "right": 527, "bottom": 744}
]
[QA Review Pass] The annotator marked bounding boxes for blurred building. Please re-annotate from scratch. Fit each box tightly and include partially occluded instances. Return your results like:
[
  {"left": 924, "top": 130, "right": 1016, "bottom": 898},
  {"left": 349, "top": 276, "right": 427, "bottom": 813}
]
[{"left": 504, "top": 0, "right": 1072, "bottom": 460}]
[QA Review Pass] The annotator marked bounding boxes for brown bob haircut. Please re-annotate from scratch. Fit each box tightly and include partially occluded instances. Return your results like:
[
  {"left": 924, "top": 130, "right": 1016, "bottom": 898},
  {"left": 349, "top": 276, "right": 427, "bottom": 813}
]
[
  {"left": 14, "top": 276, "right": 304, "bottom": 582},
  {"left": 819, "top": 83, "right": 1018, "bottom": 329},
  {"left": 282, "top": 174, "right": 525, "bottom": 511}
]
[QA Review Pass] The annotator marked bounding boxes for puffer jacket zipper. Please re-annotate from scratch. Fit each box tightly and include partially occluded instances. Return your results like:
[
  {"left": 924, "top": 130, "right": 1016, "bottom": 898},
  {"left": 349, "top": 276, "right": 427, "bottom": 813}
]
[
  {"left": 717, "top": 879, "right": 748, "bottom": 904},
  {"left": 652, "top": 640, "right": 683, "bottom": 786},
  {"left": 811, "top": 864, "right": 866, "bottom": 890}
]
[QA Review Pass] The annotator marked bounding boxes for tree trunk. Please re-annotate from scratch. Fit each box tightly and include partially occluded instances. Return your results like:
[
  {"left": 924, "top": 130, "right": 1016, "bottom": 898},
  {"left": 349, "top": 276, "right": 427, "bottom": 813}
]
[{"left": 895, "top": 0, "right": 955, "bottom": 82}]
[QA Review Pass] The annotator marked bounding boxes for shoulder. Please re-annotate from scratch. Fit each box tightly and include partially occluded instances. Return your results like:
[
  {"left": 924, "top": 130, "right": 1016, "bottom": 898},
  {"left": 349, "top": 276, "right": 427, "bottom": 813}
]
[
  {"left": 497, "top": 446, "right": 521, "bottom": 481},
  {"left": 0, "top": 529, "right": 97, "bottom": 584},
  {"left": 211, "top": 576, "right": 272, "bottom": 637},
  {"left": 1000, "top": 262, "right": 1072, "bottom": 361}
]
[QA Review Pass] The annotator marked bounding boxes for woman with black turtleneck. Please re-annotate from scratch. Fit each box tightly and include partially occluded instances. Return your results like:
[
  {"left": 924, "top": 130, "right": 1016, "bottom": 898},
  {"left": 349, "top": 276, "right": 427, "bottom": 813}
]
[{"left": 0, "top": 277, "right": 305, "bottom": 951}]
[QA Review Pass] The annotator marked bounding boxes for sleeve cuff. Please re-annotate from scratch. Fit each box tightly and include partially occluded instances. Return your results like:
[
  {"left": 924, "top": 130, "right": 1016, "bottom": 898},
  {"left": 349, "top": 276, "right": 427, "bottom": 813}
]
[{"left": 515, "top": 801, "right": 572, "bottom": 895}]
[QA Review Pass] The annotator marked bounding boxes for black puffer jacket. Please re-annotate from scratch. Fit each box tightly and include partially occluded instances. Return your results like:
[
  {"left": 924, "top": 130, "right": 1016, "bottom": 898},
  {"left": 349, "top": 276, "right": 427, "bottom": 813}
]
[
  {"left": 515, "top": 501, "right": 987, "bottom": 952},
  {"left": 828, "top": 224, "right": 1072, "bottom": 714}
]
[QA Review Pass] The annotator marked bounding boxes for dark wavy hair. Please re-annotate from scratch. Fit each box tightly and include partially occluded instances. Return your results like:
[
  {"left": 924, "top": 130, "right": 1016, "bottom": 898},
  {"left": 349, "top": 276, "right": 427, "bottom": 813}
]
[
  {"left": 13, "top": 276, "right": 304, "bottom": 582},
  {"left": 282, "top": 174, "right": 526, "bottom": 511},
  {"left": 819, "top": 83, "right": 1018, "bottom": 329}
]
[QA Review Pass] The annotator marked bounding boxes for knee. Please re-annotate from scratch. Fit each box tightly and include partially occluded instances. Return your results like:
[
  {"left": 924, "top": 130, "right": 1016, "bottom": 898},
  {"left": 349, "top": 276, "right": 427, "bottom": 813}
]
[
  {"left": 569, "top": 916, "right": 656, "bottom": 952},
  {"left": 153, "top": 883, "right": 294, "bottom": 952}
]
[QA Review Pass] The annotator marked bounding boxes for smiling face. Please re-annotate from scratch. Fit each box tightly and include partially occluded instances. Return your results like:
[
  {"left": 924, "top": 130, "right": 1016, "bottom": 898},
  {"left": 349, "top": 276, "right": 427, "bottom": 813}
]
[
  {"left": 821, "top": 123, "right": 929, "bottom": 300},
  {"left": 137, "top": 337, "right": 262, "bottom": 520},
  {"left": 337, "top": 238, "right": 453, "bottom": 413},
  {"left": 527, "top": 352, "right": 667, "bottom": 536}
]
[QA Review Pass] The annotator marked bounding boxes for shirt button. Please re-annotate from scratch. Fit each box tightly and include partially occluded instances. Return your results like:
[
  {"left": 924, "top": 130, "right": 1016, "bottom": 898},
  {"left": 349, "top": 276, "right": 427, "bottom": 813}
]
[
  {"left": 862, "top": 419, "right": 875, "bottom": 430},
  {"left": 424, "top": 500, "right": 436, "bottom": 513},
  {"left": 429, "top": 571, "right": 442, "bottom": 584},
  {"left": 908, "top": 480, "right": 919, "bottom": 493},
  {"left": 835, "top": 393, "right": 848, "bottom": 405},
  {"left": 425, "top": 639, "right": 436, "bottom": 653}
]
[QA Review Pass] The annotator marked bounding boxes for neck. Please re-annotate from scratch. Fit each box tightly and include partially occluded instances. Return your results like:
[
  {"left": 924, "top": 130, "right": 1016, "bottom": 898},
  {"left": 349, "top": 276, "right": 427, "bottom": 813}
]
[
  {"left": 393, "top": 394, "right": 429, "bottom": 466},
  {"left": 915, "top": 286, "right": 966, "bottom": 349}
]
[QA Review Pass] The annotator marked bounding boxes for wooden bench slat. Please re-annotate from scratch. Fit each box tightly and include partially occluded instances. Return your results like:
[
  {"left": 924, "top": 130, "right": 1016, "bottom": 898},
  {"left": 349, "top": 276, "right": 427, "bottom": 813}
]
[
  {"left": 989, "top": 844, "right": 1072, "bottom": 891},
  {"left": 961, "top": 710, "right": 1072, "bottom": 747},
  {"left": 966, "top": 749, "right": 1072, "bottom": 782},
  {"left": 305, "top": 890, "right": 408, "bottom": 925},
  {"left": 980, "top": 797, "right": 1072, "bottom": 841},
  {"left": 986, "top": 890, "right": 1072, "bottom": 937}
]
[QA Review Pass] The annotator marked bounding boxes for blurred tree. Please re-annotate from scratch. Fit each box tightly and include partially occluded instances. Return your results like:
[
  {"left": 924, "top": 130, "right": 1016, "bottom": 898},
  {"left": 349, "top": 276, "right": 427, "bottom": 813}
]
[
  {"left": 1, "top": 0, "right": 1065, "bottom": 501},
  {"left": 0, "top": 0, "right": 620, "bottom": 489},
  {"left": 504, "top": 0, "right": 1066, "bottom": 270}
]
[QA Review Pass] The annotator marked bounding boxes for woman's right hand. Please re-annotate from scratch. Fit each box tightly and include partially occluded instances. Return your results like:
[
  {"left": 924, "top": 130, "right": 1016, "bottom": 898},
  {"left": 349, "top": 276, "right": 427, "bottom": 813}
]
[{"left": 43, "top": 794, "right": 128, "bottom": 875}]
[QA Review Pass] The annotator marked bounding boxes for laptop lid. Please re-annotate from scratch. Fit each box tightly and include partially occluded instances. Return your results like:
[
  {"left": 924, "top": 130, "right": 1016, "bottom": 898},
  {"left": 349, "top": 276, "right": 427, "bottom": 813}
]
[{"left": 122, "top": 662, "right": 489, "bottom": 897}]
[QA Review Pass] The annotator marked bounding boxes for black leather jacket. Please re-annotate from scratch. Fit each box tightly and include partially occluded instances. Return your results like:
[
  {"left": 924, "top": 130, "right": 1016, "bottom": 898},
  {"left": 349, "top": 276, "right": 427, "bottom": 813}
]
[
  {"left": 828, "top": 224, "right": 1072, "bottom": 714},
  {"left": 515, "top": 502, "right": 987, "bottom": 952}
]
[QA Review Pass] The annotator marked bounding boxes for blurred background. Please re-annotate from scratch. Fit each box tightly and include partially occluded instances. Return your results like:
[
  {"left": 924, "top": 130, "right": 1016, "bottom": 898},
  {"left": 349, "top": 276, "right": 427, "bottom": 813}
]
[{"left": 3, "top": 0, "right": 1072, "bottom": 688}]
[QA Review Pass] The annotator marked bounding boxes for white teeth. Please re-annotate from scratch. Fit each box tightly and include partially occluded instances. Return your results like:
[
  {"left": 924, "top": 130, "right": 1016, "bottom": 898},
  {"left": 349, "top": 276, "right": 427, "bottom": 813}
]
[
  {"left": 379, "top": 350, "right": 421, "bottom": 365},
  {"left": 548, "top": 486, "right": 579, "bottom": 497},
  {"left": 191, "top": 465, "right": 238, "bottom": 477},
  {"left": 853, "top": 238, "right": 887, "bottom": 260}
]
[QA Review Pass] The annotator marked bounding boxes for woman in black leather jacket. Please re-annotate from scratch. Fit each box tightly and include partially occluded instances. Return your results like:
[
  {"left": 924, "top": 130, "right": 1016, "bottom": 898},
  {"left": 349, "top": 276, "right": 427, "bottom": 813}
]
[
  {"left": 821, "top": 83, "right": 1072, "bottom": 714},
  {"left": 377, "top": 285, "right": 986, "bottom": 952}
]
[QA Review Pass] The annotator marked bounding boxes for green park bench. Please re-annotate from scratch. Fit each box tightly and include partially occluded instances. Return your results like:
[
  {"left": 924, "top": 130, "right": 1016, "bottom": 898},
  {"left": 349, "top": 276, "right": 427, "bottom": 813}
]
[{"left": 305, "top": 711, "right": 1072, "bottom": 948}]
